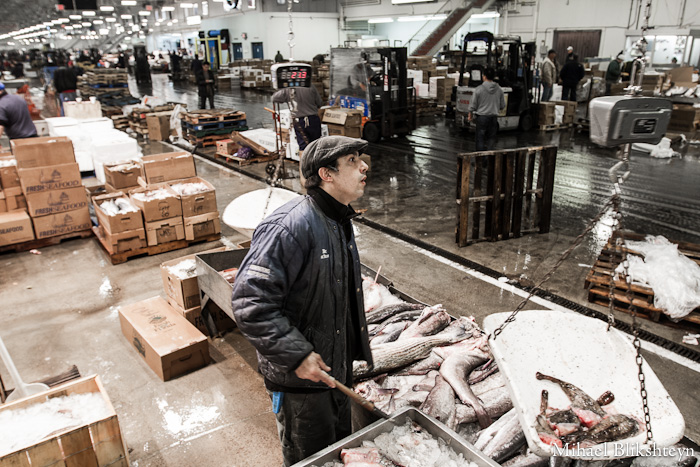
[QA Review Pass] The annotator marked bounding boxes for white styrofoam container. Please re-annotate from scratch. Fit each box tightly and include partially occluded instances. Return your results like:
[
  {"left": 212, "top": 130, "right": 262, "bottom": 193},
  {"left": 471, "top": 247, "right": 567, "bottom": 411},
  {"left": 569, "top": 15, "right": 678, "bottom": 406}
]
[
  {"left": 90, "top": 130, "right": 141, "bottom": 183},
  {"left": 482, "top": 310, "right": 684, "bottom": 460},
  {"left": 242, "top": 128, "right": 277, "bottom": 152},
  {"left": 45, "top": 116, "right": 79, "bottom": 135},
  {"left": 33, "top": 120, "right": 50, "bottom": 137}
]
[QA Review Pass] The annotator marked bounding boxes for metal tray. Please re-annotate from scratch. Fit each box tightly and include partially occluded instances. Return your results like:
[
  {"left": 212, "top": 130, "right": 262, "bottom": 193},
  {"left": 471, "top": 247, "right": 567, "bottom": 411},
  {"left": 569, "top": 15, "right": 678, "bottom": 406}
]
[
  {"left": 482, "top": 309, "right": 685, "bottom": 460},
  {"left": 292, "top": 406, "right": 499, "bottom": 467},
  {"left": 195, "top": 248, "right": 250, "bottom": 320}
]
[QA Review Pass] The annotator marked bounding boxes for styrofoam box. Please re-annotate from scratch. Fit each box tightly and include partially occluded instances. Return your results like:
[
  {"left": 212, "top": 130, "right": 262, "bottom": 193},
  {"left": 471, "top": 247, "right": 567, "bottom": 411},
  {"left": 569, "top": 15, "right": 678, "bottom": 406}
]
[
  {"left": 92, "top": 130, "right": 141, "bottom": 183},
  {"left": 242, "top": 128, "right": 277, "bottom": 152}
]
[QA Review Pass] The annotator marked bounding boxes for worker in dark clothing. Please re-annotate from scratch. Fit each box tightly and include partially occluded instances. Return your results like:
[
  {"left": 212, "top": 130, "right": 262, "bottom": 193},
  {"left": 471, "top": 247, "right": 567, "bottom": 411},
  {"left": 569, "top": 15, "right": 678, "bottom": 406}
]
[
  {"left": 191, "top": 54, "right": 202, "bottom": 73},
  {"left": 195, "top": 62, "right": 217, "bottom": 109},
  {"left": 53, "top": 66, "right": 79, "bottom": 116},
  {"left": 605, "top": 53, "right": 624, "bottom": 95},
  {"left": 274, "top": 50, "right": 284, "bottom": 63},
  {"left": 468, "top": 67, "right": 506, "bottom": 151},
  {"left": 0, "top": 83, "right": 37, "bottom": 140},
  {"left": 312, "top": 53, "right": 325, "bottom": 66},
  {"left": 272, "top": 86, "right": 324, "bottom": 150},
  {"left": 231, "top": 135, "right": 372, "bottom": 467},
  {"left": 11, "top": 61, "right": 24, "bottom": 78},
  {"left": 559, "top": 54, "right": 584, "bottom": 102}
]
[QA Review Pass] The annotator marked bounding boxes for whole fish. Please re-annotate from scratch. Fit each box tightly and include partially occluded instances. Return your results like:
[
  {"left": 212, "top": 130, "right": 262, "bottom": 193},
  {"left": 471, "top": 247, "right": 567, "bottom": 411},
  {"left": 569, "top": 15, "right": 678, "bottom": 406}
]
[
  {"left": 536, "top": 390, "right": 562, "bottom": 447},
  {"left": 480, "top": 410, "right": 526, "bottom": 462},
  {"left": 474, "top": 408, "right": 518, "bottom": 451},
  {"left": 468, "top": 359, "right": 499, "bottom": 384},
  {"left": 439, "top": 349, "right": 492, "bottom": 428},
  {"left": 501, "top": 452, "right": 549, "bottom": 467},
  {"left": 536, "top": 372, "right": 606, "bottom": 427},
  {"left": 370, "top": 321, "right": 409, "bottom": 346},
  {"left": 394, "top": 350, "right": 443, "bottom": 376},
  {"left": 371, "top": 310, "right": 424, "bottom": 335},
  {"left": 420, "top": 375, "right": 457, "bottom": 429},
  {"left": 563, "top": 413, "right": 640, "bottom": 447},
  {"left": 353, "top": 325, "right": 468, "bottom": 379},
  {"left": 365, "top": 302, "right": 425, "bottom": 324},
  {"left": 455, "top": 384, "right": 513, "bottom": 424},
  {"left": 398, "top": 306, "right": 451, "bottom": 340},
  {"left": 471, "top": 371, "right": 506, "bottom": 397}
]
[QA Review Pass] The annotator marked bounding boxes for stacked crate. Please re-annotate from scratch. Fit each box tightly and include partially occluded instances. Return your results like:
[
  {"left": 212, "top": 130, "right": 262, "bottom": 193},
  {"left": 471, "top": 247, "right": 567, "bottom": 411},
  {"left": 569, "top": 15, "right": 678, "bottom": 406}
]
[
  {"left": 313, "top": 63, "right": 331, "bottom": 101},
  {"left": 78, "top": 69, "right": 130, "bottom": 98},
  {"left": 321, "top": 107, "right": 363, "bottom": 138},
  {"left": 0, "top": 152, "right": 33, "bottom": 247},
  {"left": 182, "top": 109, "right": 248, "bottom": 147},
  {"left": 128, "top": 103, "right": 178, "bottom": 137}
]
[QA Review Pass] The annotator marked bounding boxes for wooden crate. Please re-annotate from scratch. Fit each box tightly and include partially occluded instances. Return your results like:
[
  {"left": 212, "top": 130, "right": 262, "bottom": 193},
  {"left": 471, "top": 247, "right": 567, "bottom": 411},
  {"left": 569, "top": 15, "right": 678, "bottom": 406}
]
[
  {"left": 456, "top": 146, "right": 557, "bottom": 246},
  {"left": 584, "top": 231, "right": 700, "bottom": 326},
  {"left": 0, "top": 375, "right": 129, "bottom": 467},
  {"left": 184, "top": 110, "right": 246, "bottom": 124}
]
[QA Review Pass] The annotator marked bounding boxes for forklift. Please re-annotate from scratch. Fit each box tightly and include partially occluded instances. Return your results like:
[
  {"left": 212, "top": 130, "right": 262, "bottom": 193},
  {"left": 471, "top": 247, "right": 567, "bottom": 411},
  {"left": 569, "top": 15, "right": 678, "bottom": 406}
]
[
  {"left": 451, "top": 31, "right": 536, "bottom": 131},
  {"left": 330, "top": 47, "right": 416, "bottom": 143}
]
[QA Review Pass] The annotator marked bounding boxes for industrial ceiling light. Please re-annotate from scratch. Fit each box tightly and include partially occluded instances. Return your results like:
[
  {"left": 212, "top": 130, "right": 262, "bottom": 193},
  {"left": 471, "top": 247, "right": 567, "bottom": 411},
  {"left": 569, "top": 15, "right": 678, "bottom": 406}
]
[
  {"left": 138, "top": 10, "right": 151, "bottom": 15},
  {"left": 121, "top": 14, "right": 132, "bottom": 18},
  {"left": 106, "top": 17, "right": 117, "bottom": 21},
  {"left": 167, "top": 21, "right": 172, "bottom": 25},
  {"left": 179, "top": 2, "right": 194, "bottom": 7},
  {"left": 58, "top": 18, "right": 70, "bottom": 23},
  {"left": 162, "top": 6, "right": 175, "bottom": 10},
  {"left": 83, "top": 10, "right": 96, "bottom": 16},
  {"left": 368, "top": 17, "right": 394, "bottom": 23},
  {"left": 121, "top": 0, "right": 137, "bottom": 5},
  {"left": 69, "top": 14, "right": 82, "bottom": 19},
  {"left": 397, "top": 14, "right": 446, "bottom": 21},
  {"left": 100, "top": 5, "right": 115, "bottom": 11},
  {"left": 82, "top": 21, "right": 92, "bottom": 26},
  {"left": 93, "top": 19, "right": 103, "bottom": 23},
  {"left": 172, "top": 18, "right": 178, "bottom": 22}
]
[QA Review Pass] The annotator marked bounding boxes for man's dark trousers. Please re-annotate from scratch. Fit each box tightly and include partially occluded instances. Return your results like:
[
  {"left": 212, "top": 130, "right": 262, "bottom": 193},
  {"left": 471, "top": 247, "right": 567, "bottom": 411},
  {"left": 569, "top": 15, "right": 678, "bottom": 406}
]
[
  {"left": 199, "top": 93, "right": 214, "bottom": 109},
  {"left": 294, "top": 115, "right": 322, "bottom": 150},
  {"left": 475, "top": 114, "right": 498, "bottom": 151}
]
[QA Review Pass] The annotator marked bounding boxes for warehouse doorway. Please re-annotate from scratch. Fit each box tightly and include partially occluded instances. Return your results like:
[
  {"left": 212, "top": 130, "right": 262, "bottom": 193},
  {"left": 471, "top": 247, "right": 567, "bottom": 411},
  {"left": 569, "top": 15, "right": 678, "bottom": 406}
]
[
  {"left": 252, "top": 42, "right": 264, "bottom": 59},
  {"left": 232, "top": 43, "right": 243, "bottom": 60},
  {"left": 553, "top": 30, "right": 601, "bottom": 60}
]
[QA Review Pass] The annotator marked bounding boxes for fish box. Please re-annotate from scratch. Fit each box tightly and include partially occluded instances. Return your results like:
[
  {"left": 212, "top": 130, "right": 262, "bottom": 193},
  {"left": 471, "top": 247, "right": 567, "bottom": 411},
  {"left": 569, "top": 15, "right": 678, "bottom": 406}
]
[
  {"left": 98, "top": 225, "right": 147, "bottom": 254},
  {"left": 103, "top": 160, "right": 142, "bottom": 190},
  {"left": 139, "top": 151, "right": 196, "bottom": 184},
  {"left": 168, "top": 177, "right": 217, "bottom": 217},
  {"left": 0, "top": 156, "right": 20, "bottom": 189},
  {"left": 166, "top": 296, "right": 236, "bottom": 337},
  {"left": 321, "top": 108, "right": 363, "bottom": 128},
  {"left": 325, "top": 124, "right": 362, "bottom": 139},
  {"left": 129, "top": 185, "right": 182, "bottom": 222},
  {"left": 0, "top": 210, "right": 35, "bottom": 246},
  {"left": 146, "top": 112, "right": 172, "bottom": 142},
  {"left": 0, "top": 194, "right": 5, "bottom": 213},
  {"left": 0, "top": 375, "right": 129, "bottom": 467},
  {"left": 293, "top": 406, "right": 498, "bottom": 467},
  {"left": 18, "top": 163, "right": 81, "bottom": 194},
  {"left": 25, "top": 186, "right": 89, "bottom": 218},
  {"left": 145, "top": 217, "right": 185, "bottom": 246},
  {"left": 5, "top": 191, "right": 26, "bottom": 212},
  {"left": 10, "top": 136, "right": 76, "bottom": 169},
  {"left": 183, "top": 211, "right": 220, "bottom": 241},
  {"left": 118, "top": 296, "right": 210, "bottom": 382},
  {"left": 161, "top": 253, "right": 202, "bottom": 310},
  {"left": 93, "top": 192, "right": 143, "bottom": 234},
  {"left": 32, "top": 206, "right": 92, "bottom": 239},
  {"left": 195, "top": 248, "right": 250, "bottom": 319}
]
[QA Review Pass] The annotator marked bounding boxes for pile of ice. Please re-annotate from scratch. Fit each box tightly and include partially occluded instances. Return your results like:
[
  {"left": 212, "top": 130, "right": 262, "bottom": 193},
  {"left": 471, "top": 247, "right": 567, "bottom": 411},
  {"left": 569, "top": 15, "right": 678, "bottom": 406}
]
[
  {"left": 0, "top": 159, "right": 17, "bottom": 167},
  {"left": 167, "top": 258, "right": 197, "bottom": 280},
  {"left": 170, "top": 182, "right": 210, "bottom": 196},
  {"left": 0, "top": 392, "right": 111, "bottom": 456},
  {"left": 108, "top": 162, "right": 139, "bottom": 173},
  {"left": 131, "top": 188, "right": 175, "bottom": 202},
  {"left": 99, "top": 198, "right": 139, "bottom": 216}
]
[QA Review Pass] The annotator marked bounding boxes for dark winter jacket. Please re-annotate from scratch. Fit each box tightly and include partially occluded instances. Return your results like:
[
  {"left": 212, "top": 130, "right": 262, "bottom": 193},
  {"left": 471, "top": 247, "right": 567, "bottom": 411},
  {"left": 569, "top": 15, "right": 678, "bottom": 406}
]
[
  {"left": 195, "top": 68, "right": 217, "bottom": 96},
  {"left": 231, "top": 193, "right": 373, "bottom": 390},
  {"left": 559, "top": 59, "right": 584, "bottom": 87}
]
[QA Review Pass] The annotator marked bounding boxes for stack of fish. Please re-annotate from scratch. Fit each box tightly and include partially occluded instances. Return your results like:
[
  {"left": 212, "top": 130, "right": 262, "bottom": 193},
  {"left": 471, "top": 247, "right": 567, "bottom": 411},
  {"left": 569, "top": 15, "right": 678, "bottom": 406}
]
[
  {"left": 170, "top": 182, "right": 211, "bottom": 196},
  {"left": 130, "top": 188, "right": 176, "bottom": 202},
  {"left": 98, "top": 197, "right": 139, "bottom": 216}
]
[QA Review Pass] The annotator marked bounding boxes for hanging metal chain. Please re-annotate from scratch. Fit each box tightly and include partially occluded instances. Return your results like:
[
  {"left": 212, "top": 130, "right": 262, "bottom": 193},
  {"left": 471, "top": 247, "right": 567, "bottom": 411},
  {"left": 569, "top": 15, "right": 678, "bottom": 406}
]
[
  {"left": 489, "top": 195, "right": 615, "bottom": 341},
  {"left": 287, "top": 0, "right": 295, "bottom": 60}
]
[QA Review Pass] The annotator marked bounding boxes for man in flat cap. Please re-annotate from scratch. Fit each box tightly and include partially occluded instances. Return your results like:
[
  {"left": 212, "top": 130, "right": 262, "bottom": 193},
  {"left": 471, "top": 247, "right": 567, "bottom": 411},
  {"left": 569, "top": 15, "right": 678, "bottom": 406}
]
[{"left": 232, "top": 136, "right": 372, "bottom": 466}]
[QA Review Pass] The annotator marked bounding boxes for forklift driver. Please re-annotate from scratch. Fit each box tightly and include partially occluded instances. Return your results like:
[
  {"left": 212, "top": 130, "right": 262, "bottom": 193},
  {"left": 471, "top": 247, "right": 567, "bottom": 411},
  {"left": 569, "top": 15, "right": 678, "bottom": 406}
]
[{"left": 349, "top": 53, "right": 380, "bottom": 96}]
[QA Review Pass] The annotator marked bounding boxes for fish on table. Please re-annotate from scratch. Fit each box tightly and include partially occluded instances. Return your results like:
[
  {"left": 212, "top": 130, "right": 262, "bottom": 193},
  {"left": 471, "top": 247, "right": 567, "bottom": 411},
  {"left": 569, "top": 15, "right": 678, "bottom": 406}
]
[{"left": 439, "top": 348, "right": 492, "bottom": 428}]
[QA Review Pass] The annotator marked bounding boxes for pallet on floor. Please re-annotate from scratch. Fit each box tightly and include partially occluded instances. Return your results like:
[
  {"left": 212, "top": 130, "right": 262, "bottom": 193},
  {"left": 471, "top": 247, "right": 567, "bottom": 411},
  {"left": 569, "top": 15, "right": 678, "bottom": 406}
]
[
  {"left": 187, "top": 134, "right": 231, "bottom": 147},
  {"left": 539, "top": 123, "right": 573, "bottom": 131},
  {"left": 584, "top": 231, "right": 700, "bottom": 327},
  {"left": 183, "top": 119, "right": 248, "bottom": 132},
  {"left": 184, "top": 110, "right": 246, "bottom": 124},
  {"left": 215, "top": 152, "right": 278, "bottom": 166},
  {"left": 0, "top": 229, "right": 93, "bottom": 255},
  {"left": 92, "top": 226, "right": 221, "bottom": 265}
]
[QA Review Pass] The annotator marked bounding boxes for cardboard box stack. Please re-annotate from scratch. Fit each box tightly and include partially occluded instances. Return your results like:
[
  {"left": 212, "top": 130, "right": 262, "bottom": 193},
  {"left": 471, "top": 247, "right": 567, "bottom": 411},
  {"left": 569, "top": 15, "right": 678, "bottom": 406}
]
[
  {"left": 321, "top": 107, "right": 363, "bottom": 139},
  {"left": 237, "top": 59, "right": 274, "bottom": 89},
  {"left": 169, "top": 177, "right": 221, "bottom": 241},
  {"left": 431, "top": 76, "right": 456, "bottom": 105},
  {"left": 128, "top": 104, "right": 178, "bottom": 137},
  {"left": 538, "top": 102, "right": 557, "bottom": 125},
  {"left": 146, "top": 112, "right": 175, "bottom": 141},
  {"left": 551, "top": 100, "right": 576, "bottom": 124},
  {"left": 668, "top": 104, "right": 700, "bottom": 133},
  {"left": 129, "top": 184, "right": 184, "bottom": 246},
  {"left": 312, "top": 62, "right": 331, "bottom": 101},
  {"left": 12, "top": 136, "right": 91, "bottom": 240},
  {"left": 103, "top": 160, "right": 141, "bottom": 193},
  {"left": 408, "top": 56, "right": 437, "bottom": 84},
  {"left": 93, "top": 191, "right": 146, "bottom": 254}
]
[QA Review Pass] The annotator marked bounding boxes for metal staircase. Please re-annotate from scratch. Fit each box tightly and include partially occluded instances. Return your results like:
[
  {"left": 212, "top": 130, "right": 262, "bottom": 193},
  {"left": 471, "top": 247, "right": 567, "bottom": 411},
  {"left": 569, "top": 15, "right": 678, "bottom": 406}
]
[{"left": 410, "top": 0, "right": 497, "bottom": 57}]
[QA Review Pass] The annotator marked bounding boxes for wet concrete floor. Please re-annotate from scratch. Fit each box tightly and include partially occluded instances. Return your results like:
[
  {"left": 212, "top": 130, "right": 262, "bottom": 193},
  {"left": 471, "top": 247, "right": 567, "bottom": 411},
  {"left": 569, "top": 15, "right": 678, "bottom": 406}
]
[{"left": 0, "top": 74, "right": 698, "bottom": 466}]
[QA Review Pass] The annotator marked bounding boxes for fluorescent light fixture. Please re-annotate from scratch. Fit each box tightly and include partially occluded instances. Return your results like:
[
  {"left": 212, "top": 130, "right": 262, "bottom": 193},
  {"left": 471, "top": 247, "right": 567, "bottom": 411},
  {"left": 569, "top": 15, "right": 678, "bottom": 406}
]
[
  {"left": 59, "top": 18, "right": 70, "bottom": 23},
  {"left": 121, "top": 13, "right": 131, "bottom": 18},
  {"left": 99, "top": 28, "right": 109, "bottom": 34},
  {"left": 82, "top": 21, "right": 92, "bottom": 25},
  {"left": 138, "top": 10, "right": 151, "bottom": 15},
  {"left": 186, "top": 14, "right": 201, "bottom": 24},
  {"left": 43, "top": 22, "right": 53, "bottom": 26},
  {"left": 391, "top": 0, "right": 433, "bottom": 4},
  {"left": 397, "top": 14, "right": 446, "bottom": 21},
  {"left": 179, "top": 2, "right": 194, "bottom": 7},
  {"left": 162, "top": 5, "right": 175, "bottom": 10},
  {"left": 105, "top": 17, "right": 117, "bottom": 21},
  {"left": 93, "top": 19, "right": 103, "bottom": 23},
  {"left": 83, "top": 10, "right": 96, "bottom": 16},
  {"left": 471, "top": 11, "right": 500, "bottom": 18},
  {"left": 121, "top": 0, "right": 137, "bottom": 5},
  {"left": 167, "top": 21, "right": 172, "bottom": 25},
  {"left": 149, "top": 28, "right": 153, "bottom": 31},
  {"left": 50, "top": 28, "right": 58, "bottom": 32},
  {"left": 73, "top": 24, "right": 82, "bottom": 28},
  {"left": 69, "top": 14, "right": 82, "bottom": 19},
  {"left": 368, "top": 17, "right": 394, "bottom": 23},
  {"left": 100, "top": 5, "right": 115, "bottom": 11},
  {"left": 132, "top": 24, "right": 140, "bottom": 30},
  {"left": 172, "top": 18, "right": 178, "bottom": 22},
  {"left": 51, "top": 19, "right": 62, "bottom": 24},
  {"left": 64, "top": 25, "right": 73, "bottom": 30}
]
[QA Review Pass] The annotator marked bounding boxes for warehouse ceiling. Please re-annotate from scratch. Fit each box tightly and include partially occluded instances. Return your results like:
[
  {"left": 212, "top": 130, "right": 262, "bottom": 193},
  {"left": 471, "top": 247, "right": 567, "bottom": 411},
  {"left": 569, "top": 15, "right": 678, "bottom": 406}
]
[{"left": 0, "top": 0, "right": 59, "bottom": 34}]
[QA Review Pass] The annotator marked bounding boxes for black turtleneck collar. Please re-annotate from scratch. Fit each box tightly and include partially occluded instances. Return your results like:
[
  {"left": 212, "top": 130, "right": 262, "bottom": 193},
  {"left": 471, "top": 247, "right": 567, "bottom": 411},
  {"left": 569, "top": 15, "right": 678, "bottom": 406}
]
[{"left": 307, "top": 186, "right": 359, "bottom": 226}]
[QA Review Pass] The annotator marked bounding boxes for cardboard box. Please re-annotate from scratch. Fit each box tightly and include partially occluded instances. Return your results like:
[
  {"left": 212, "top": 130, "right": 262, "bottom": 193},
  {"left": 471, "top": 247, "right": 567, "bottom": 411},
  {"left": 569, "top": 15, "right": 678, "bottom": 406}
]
[
  {"left": 104, "top": 160, "right": 142, "bottom": 189},
  {"left": 94, "top": 192, "right": 144, "bottom": 234},
  {"left": 32, "top": 206, "right": 91, "bottom": 239},
  {"left": 145, "top": 217, "right": 185, "bottom": 246},
  {"left": 140, "top": 152, "right": 196, "bottom": 184},
  {"left": 25, "top": 186, "right": 88, "bottom": 218},
  {"left": 5, "top": 192, "right": 26, "bottom": 211},
  {"left": 169, "top": 177, "right": 217, "bottom": 217},
  {"left": 129, "top": 185, "right": 182, "bottom": 222},
  {"left": 18, "top": 163, "right": 81, "bottom": 194},
  {"left": 118, "top": 296, "right": 210, "bottom": 381},
  {"left": 0, "top": 196, "right": 5, "bottom": 213},
  {"left": 0, "top": 210, "right": 35, "bottom": 246},
  {"left": 99, "top": 225, "right": 147, "bottom": 254},
  {"left": 167, "top": 297, "right": 236, "bottom": 337},
  {"left": 183, "top": 212, "right": 221, "bottom": 241},
  {"left": 326, "top": 124, "right": 362, "bottom": 139},
  {"left": 147, "top": 113, "right": 172, "bottom": 141},
  {"left": 321, "top": 108, "right": 363, "bottom": 127},
  {"left": 161, "top": 255, "right": 200, "bottom": 310},
  {"left": 215, "top": 139, "right": 240, "bottom": 156},
  {"left": 0, "top": 156, "right": 20, "bottom": 189},
  {"left": 11, "top": 136, "right": 75, "bottom": 169}
]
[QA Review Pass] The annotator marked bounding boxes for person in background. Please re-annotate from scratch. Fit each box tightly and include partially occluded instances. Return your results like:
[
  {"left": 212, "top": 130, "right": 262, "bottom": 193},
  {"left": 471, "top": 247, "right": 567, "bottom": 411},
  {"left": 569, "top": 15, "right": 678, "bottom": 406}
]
[
  {"left": 191, "top": 54, "right": 202, "bottom": 73},
  {"left": 559, "top": 53, "right": 584, "bottom": 102},
  {"left": 53, "top": 66, "right": 79, "bottom": 116},
  {"left": 541, "top": 49, "right": 558, "bottom": 102},
  {"left": 195, "top": 62, "right": 217, "bottom": 109},
  {"left": 272, "top": 85, "right": 324, "bottom": 151},
  {"left": 671, "top": 57, "right": 679, "bottom": 67},
  {"left": 605, "top": 53, "right": 624, "bottom": 96},
  {"left": 0, "top": 82, "right": 37, "bottom": 140},
  {"left": 468, "top": 67, "right": 506, "bottom": 151},
  {"left": 231, "top": 135, "right": 372, "bottom": 467},
  {"left": 11, "top": 61, "right": 24, "bottom": 78},
  {"left": 565, "top": 45, "right": 574, "bottom": 62},
  {"left": 274, "top": 50, "right": 284, "bottom": 63}
]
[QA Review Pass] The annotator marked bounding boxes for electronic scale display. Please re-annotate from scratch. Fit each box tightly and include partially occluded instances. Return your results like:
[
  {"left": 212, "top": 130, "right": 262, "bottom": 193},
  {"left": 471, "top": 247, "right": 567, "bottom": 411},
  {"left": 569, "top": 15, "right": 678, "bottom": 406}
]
[{"left": 271, "top": 63, "right": 312, "bottom": 89}]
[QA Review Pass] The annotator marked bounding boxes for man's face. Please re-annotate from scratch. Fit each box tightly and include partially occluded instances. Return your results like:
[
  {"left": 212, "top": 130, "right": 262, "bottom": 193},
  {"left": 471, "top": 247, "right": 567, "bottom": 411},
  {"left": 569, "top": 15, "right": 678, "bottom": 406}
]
[{"left": 322, "top": 152, "right": 368, "bottom": 205}]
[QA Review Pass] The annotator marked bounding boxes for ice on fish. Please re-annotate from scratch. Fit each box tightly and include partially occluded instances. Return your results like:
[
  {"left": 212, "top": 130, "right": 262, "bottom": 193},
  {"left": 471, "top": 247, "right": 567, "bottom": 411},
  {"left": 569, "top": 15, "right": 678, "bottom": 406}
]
[
  {"left": 0, "top": 392, "right": 112, "bottom": 456},
  {"left": 131, "top": 188, "right": 176, "bottom": 202},
  {"left": 108, "top": 162, "right": 139, "bottom": 172},
  {"left": 170, "top": 182, "right": 211, "bottom": 196},
  {"left": 167, "top": 258, "right": 197, "bottom": 280},
  {"left": 362, "top": 276, "right": 404, "bottom": 313},
  {"left": 99, "top": 197, "right": 139, "bottom": 216},
  {"left": 0, "top": 158, "right": 17, "bottom": 167}
]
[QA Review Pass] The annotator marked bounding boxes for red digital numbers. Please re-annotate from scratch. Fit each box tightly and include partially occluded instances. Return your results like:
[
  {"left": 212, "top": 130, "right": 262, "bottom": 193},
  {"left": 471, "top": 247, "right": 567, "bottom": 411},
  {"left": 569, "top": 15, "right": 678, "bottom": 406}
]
[
  {"left": 291, "top": 71, "right": 297, "bottom": 79},
  {"left": 300, "top": 71, "right": 306, "bottom": 79}
]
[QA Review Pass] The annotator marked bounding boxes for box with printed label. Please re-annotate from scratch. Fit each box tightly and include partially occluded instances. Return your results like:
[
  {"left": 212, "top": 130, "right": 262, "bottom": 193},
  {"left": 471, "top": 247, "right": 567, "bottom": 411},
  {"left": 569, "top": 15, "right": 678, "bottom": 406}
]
[
  {"left": 11, "top": 136, "right": 76, "bottom": 169},
  {"left": 94, "top": 192, "right": 144, "bottom": 234},
  {"left": 326, "top": 124, "right": 362, "bottom": 139},
  {"left": 168, "top": 177, "right": 217, "bottom": 218},
  {"left": 139, "top": 152, "right": 196, "bottom": 184},
  {"left": 32, "top": 206, "right": 92, "bottom": 239},
  {"left": 99, "top": 224, "right": 147, "bottom": 254},
  {"left": 147, "top": 113, "right": 173, "bottom": 142},
  {"left": 183, "top": 211, "right": 220, "bottom": 241},
  {"left": 0, "top": 210, "right": 35, "bottom": 246},
  {"left": 161, "top": 253, "right": 202, "bottom": 310},
  {"left": 118, "top": 296, "right": 210, "bottom": 381},
  {"left": 321, "top": 108, "right": 363, "bottom": 127},
  {"left": 104, "top": 160, "right": 142, "bottom": 190},
  {"left": 25, "top": 186, "right": 88, "bottom": 218},
  {"left": 167, "top": 297, "right": 236, "bottom": 337},
  {"left": 4, "top": 190, "right": 26, "bottom": 211},
  {"left": 0, "top": 156, "right": 20, "bottom": 189},
  {"left": 18, "top": 163, "right": 81, "bottom": 194},
  {"left": 129, "top": 185, "right": 182, "bottom": 222},
  {"left": 145, "top": 217, "right": 185, "bottom": 246}
]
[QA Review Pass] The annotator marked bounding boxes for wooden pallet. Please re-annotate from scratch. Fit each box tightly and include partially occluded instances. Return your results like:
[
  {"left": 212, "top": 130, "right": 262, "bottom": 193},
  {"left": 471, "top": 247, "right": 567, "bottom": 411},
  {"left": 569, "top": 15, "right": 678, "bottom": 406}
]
[
  {"left": 0, "top": 229, "right": 93, "bottom": 254},
  {"left": 215, "top": 152, "right": 277, "bottom": 166},
  {"left": 92, "top": 226, "right": 221, "bottom": 265},
  {"left": 539, "top": 123, "right": 573, "bottom": 131},
  {"left": 184, "top": 110, "right": 246, "bottom": 124},
  {"left": 584, "top": 231, "right": 700, "bottom": 327}
]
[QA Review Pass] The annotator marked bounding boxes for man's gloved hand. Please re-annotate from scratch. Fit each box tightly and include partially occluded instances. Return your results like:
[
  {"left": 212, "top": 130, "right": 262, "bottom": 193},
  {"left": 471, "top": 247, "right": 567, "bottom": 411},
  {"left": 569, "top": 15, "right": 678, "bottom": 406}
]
[{"left": 294, "top": 351, "right": 336, "bottom": 388}]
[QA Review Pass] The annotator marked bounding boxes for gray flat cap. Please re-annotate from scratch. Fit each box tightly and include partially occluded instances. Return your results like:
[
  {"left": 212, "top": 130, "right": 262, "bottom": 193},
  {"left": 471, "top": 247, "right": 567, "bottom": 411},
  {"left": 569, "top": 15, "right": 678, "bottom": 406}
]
[{"left": 301, "top": 136, "right": 368, "bottom": 179}]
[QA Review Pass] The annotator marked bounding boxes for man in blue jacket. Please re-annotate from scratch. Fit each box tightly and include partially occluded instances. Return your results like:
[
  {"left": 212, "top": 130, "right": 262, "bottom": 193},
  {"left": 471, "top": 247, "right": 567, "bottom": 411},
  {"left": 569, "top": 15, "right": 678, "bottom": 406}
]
[{"left": 232, "top": 135, "right": 372, "bottom": 466}]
